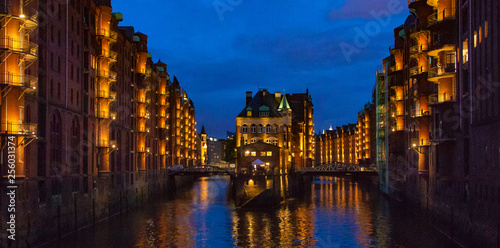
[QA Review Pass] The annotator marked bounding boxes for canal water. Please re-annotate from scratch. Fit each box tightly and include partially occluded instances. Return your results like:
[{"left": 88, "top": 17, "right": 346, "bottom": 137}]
[{"left": 48, "top": 176, "right": 457, "bottom": 247}]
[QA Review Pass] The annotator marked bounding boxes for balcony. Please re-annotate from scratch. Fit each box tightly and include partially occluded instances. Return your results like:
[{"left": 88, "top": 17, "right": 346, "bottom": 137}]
[
  {"left": 428, "top": 64, "right": 456, "bottom": 81},
  {"left": 428, "top": 8, "right": 456, "bottom": 26},
  {"left": 0, "top": 37, "right": 38, "bottom": 58},
  {"left": 95, "top": 111, "right": 117, "bottom": 120},
  {"left": 98, "top": 49, "right": 117, "bottom": 62},
  {"left": 95, "top": 90, "right": 117, "bottom": 100},
  {"left": 411, "top": 138, "right": 430, "bottom": 147},
  {"left": 0, "top": 122, "right": 36, "bottom": 136},
  {"left": 96, "top": 139, "right": 117, "bottom": 148},
  {"left": 137, "top": 97, "right": 151, "bottom": 105},
  {"left": 411, "top": 108, "right": 431, "bottom": 118},
  {"left": 138, "top": 126, "right": 150, "bottom": 133},
  {"left": 428, "top": 93, "right": 455, "bottom": 105},
  {"left": 137, "top": 111, "right": 150, "bottom": 119},
  {"left": 96, "top": 29, "right": 118, "bottom": 41},
  {"left": 137, "top": 147, "right": 151, "bottom": 153},
  {"left": 410, "top": 44, "right": 428, "bottom": 55},
  {"left": 96, "top": 70, "right": 117, "bottom": 82},
  {"left": 0, "top": 73, "right": 37, "bottom": 90},
  {"left": 0, "top": 8, "right": 38, "bottom": 32}
]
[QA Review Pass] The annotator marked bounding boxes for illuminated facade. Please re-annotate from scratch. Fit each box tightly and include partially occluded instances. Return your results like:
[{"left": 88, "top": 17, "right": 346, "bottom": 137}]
[
  {"left": 376, "top": 0, "right": 500, "bottom": 245},
  {"left": 316, "top": 104, "right": 374, "bottom": 166},
  {"left": 236, "top": 89, "right": 314, "bottom": 172},
  {"left": 0, "top": 0, "right": 38, "bottom": 180},
  {"left": 0, "top": 0, "right": 200, "bottom": 244}
]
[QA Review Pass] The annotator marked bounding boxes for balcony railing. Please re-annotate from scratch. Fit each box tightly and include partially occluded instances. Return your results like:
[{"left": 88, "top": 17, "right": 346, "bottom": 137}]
[
  {"left": 96, "top": 139, "right": 117, "bottom": 148},
  {"left": 411, "top": 138, "right": 430, "bottom": 147},
  {"left": 0, "top": 122, "right": 37, "bottom": 136},
  {"left": 98, "top": 49, "right": 117, "bottom": 61},
  {"left": 95, "top": 90, "right": 117, "bottom": 100},
  {"left": 410, "top": 66, "right": 418, "bottom": 76},
  {"left": 411, "top": 108, "right": 431, "bottom": 118},
  {"left": 0, "top": 73, "right": 37, "bottom": 90},
  {"left": 95, "top": 111, "right": 117, "bottom": 120},
  {"left": 96, "top": 29, "right": 118, "bottom": 41},
  {"left": 428, "top": 93, "right": 455, "bottom": 104},
  {"left": 0, "top": 37, "right": 38, "bottom": 57},
  {"left": 428, "top": 8, "right": 456, "bottom": 26},
  {"left": 410, "top": 44, "right": 428, "bottom": 54},
  {"left": 96, "top": 70, "right": 117, "bottom": 81},
  {"left": 428, "top": 64, "right": 456, "bottom": 79},
  {"left": 138, "top": 126, "right": 150, "bottom": 133}
]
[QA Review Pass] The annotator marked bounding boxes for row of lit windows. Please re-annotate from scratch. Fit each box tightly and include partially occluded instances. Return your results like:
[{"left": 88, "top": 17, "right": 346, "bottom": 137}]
[
  {"left": 241, "top": 124, "right": 282, "bottom": 134},
  {"left": 244, "top": 151, "right": 273, "bottom": 157}
]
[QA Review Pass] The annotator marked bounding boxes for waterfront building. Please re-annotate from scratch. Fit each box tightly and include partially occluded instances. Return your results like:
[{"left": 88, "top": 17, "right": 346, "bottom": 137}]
[
  {"left": 0, "top": 0, "right": 200, "bottom": 244},
  {"left": 375, "top": 0, "right": 500, "bottom": 245},
  {"left": 315, "top": 103, "right": 374, "bottom": 166},
  {"left": 235, "top": 89, "right": 314, "bottom": 172}
]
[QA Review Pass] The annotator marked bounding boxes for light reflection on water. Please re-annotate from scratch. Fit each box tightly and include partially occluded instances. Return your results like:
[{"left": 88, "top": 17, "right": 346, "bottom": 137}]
[{"left": 51, "top": 176, "right": 456, "bottom": 248}]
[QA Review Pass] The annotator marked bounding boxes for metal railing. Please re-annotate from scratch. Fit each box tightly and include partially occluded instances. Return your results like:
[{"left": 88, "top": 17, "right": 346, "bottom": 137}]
[
  {"left": 428, "top": 8, "right": 456, "bottom": 25},
  {"left": 95, "top": 111, "right": 117, "bottom": 120},
  {"left": 428, "top": 93, "right": 455, "bottom": 104},
  {"left": 411, "top": 138, "right": 430, "bottom": 147},
  {"left": 410, "top": 66, "right": 418, "bottom": 76},
  {"left": 0, "top": 37, "right": 38, "bottom": 57},
  {"left": 410, "top": 44, "right": 428, "bottom": 54},
  {"left": 95, "top": 90, "right": 117, "bottom": 99},
  {"left": 96, "top": 70, "right": 117, "bottom": 81},
  {"left": 0, "top": 122, "right": 37, "bottom": 136},
  {"left": 428, "top": 64, "right": 456, "bottom": 78},
  {"left": 411, "top": 108, "right": 431, "bottom": 118},
  {"left": 98, "top": 49, "right": 117, "bottom": 60},
  {"left": 0, "top": 73, "right": 37, "bottom": 89},
  {"left": 96, "top": 29, "right": 118, "bottom": 41}
]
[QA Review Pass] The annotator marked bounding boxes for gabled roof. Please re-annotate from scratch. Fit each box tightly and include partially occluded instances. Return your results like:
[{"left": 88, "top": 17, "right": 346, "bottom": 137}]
[
  {"left": 200, "top": 125, "right": 206, "bottom": 134},
  {"left": 237, "top": 90, "right": 282, "bottom": 118}
]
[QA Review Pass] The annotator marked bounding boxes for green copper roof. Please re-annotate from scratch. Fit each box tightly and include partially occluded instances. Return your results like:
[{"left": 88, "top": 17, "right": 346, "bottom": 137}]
[
  {"left": 259, "top": 105, "right": 270, "bottom": 111},
  {"left": 278, "top": 95, "right": 291, "bottom": 111},
  {"left": 246, "top": 107, "right": 252, "bottom": 111}
]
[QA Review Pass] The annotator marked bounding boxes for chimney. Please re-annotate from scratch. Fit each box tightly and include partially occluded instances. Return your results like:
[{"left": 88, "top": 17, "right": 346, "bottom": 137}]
[
  {"left": 275, "top": 91, "right": 281, "bottom": 102},
  {"left": 246, "top": 91, "right": 252, "bottom": 105}
]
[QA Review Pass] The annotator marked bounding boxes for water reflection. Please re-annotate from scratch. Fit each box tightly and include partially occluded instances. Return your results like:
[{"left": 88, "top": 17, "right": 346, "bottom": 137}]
[{"left": 51, "top": 176, "right": 455, "bottom": 248}]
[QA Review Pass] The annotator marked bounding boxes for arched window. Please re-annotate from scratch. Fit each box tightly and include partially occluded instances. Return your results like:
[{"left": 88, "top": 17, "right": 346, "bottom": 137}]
[
  {"left": 265, "top": 124, "right": 271, "bottom": 133},
  {"left": 241, "top": 125, "right": 248, "bottom": 133},
  {"left": 273, "top": 125, "right": 279, "bottom": 133},
  {"left": 258, "top": 124, "right": 264, "bottom": 133},
  {"left": 250, "top": 124, "right": 256, "bottom": 133}
]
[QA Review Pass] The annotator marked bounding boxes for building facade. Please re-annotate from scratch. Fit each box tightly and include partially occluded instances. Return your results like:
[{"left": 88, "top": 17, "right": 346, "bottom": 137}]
[
  {"left": 315, "top": 103, "right": 374, "bottom": 167},
  {"left": 0, "top": 0, "right": 200, "bottom": 244},
  {"left": 375, "top": 0, "right": 500, "bottom": 245},
  {"left": 235, "top": 89, "right": 314, "bottom": 172}
]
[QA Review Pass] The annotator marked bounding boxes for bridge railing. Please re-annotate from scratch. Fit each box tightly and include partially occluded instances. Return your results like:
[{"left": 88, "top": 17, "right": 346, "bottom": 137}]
[{"left": 297, "top": 162, "right": 377, "bottom": 173}]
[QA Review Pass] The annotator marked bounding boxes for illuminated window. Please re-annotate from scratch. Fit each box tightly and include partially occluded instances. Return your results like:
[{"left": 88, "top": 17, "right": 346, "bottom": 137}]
[
  {"left": 260, "top": 151, "right": 266, "bottom": 156},
  {"left": 485, "top": 21, "right": 488, "bottom": 38},
  {"left": 462, "top": 39, "right": 469, "bottom": 63},
  {"left": 272, "top": 139, "right": 278, "bottom": 146},
  {"left": 267, "top": 151, "right": 272, "bottom": 156},
  {"left": 245, "top": 151, "right": 250, "bottom": 156},
  {"left": 247, "top": 111, "right": 252, "bottom": 117},
  {"left": 479, "top": 27, "right": 482, "bottom": 43},
  {"left": 474, "top": 31, "right": 477, "bottom": 47},
  {"left": 251, "top": 151, "right": 256, "bottom": 156}
]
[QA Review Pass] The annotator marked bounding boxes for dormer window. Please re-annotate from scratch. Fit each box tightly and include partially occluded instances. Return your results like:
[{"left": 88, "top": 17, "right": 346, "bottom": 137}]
[
  {"left": 259, "top": 105, "right": 270, "bottom": 117},
  {"left": 246, "top": 107, "right": 252, "bottom": 117}
]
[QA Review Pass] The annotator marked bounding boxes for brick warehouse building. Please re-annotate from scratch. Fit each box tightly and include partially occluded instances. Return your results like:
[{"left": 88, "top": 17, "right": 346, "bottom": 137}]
[
  {"left": 0, "top": 0, "right": 201, "bottom": 244},
  {"left": 315, "top": 102, "right": 375, "bottom": 167},
  {"left": 235, "top": 89, "right": 314, "bottom": 173},
  {"left": 375, "top": 0, "right": 500, "bottom": 246}
]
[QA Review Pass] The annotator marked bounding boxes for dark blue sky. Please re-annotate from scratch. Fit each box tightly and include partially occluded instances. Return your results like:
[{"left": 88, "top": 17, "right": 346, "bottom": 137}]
[{"left": 112, "top": 0, "right": 409, "bottom": 139}]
